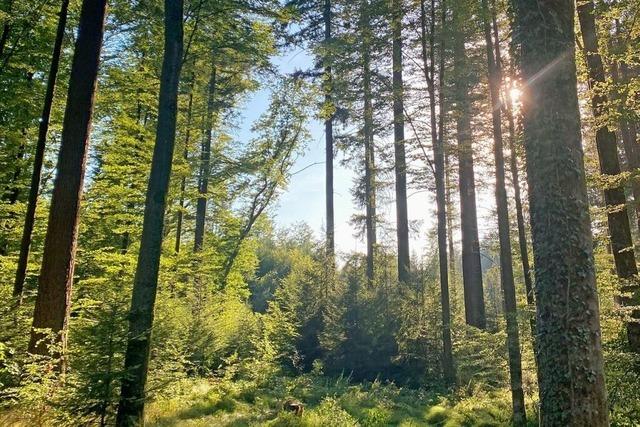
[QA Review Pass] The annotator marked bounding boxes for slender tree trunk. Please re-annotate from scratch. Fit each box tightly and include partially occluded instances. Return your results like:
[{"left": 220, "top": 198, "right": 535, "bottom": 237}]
[
  {"left": 0, "top": 24, "right": 9, "bottom": 61},
  {"left": 499, "top": 5, "right": 537, "bottom": 345},
  {"left": 360, "top": 0, "right": 376, "bottom": 284},
  {"left": 425, "top": 0, "right": 454, "bottom": 385},
  {"left": 505, "top": 89, "right": 536, "bottom": 331},
  {"left": 512, "top": 0, "right": 609, "bottom": 424},
  {"left": 438, "top": 11, "right": 454, "bottom": 279},
  {"left": 175, "top": 86, "right": 194, "bottom": 254},
  {"left": 324, "top": 0, "right": 335, "bottom": 265},
  {"left": 193, "top": 64, "right": 215, "bottom": 252},
  {"left": 392, "top": 0, "right": 410, "bottom": 283},
  {"left": 610, "top": 38, "right": 640, "bottom": 235},
  {"left": 0, "top": 0, "right": 12, "bottom": 61},
  {"left": 618, "top": 107, "right": 640, "bottom": 234},
  {"left": 116, "top": 0, "right": 183, "bottom": 423},
  {"left": 445, "top": 151, "right": 455, "bottom": 275},
  {"left": 27, "top": 0, "right": 107, "bottom": 359},
  {"left": 452, "top": 4, "right": 486, "bottom": 329},
  {"left": 4, "top": 137, "right": 25, "bottom": 204},
  {"left": 578, "top": 0, "right": 640, "bottom": 352},
  {"left": 13, "top": 0, "right": 70, "bottom": 301},
  {"left": 482, "top": 1, "right": 525, "bottom": 423}
]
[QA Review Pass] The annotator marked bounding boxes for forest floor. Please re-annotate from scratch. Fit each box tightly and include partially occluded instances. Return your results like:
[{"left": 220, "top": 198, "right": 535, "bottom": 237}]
[{"left": 145, "top": 374, "right": 537, "bottom": 427}]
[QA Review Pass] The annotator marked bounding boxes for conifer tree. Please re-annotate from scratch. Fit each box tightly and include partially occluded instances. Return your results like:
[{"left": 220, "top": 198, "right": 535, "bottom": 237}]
[
  {"left": 13, "top": 0, "right": 69, "bottom": 301},
  {"left": 481, "top": 0, "right": 525, "bottom": 422},
  {"left": 391, "top": 0, "right": 410, "bottom": 283},
  {"left": 452, "top": 0, "right": 486, "bottom": 330},
  {"left": 28, "top": 0, "right": 108, "bottom": 359}
]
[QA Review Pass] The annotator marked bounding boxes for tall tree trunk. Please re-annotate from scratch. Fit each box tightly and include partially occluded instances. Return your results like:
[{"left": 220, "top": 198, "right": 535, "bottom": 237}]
[
  {"left": 324, "top": 0, "right": 335, "bottom": 265},
  {"left": 621, "top": 119, "right": 640, "bottom": 232},
  {"left": 452, "top": 3, "right": 486, "bottom": 329},
  {"left": 0, "top": 25, "right": 9, "bottom": 61},
  {"left": 0, "top": 0, "right": 12, "bottom": 61},
  {"left": 578, "top": 0, "right": 640, "bottom": 353},
  {"left": 505, "top": 85, "right": 536, "bottom": 334},
  {"left": 4, "top": 136, "right": 25, "bottom": 205},
  {"left": 13, "top": 0, "right": 70, "bottom": 301},
  {"left": 360, "top": 0, "right": 376, "bottom": 284},
  {"left": 423, "top": 0, "right": 455, "bottom": 385},
  {"left": 499, "top": 4, "right": 537, "bottom": 346},
  {"left": 193, "top": 64, "right": 215, "bottom": 252},
  {"left": 512, "top": 0, "right": 609, "bottom": 424},
  {"left": 27, "top": 0, "right": 107, "bottom": 359},
  {"left": 481, "top": 1, "right": 525, "bottom": 423},
  {"left": 610, "top": 24, "right": 640, "bottom": 235},
  {"left": 116, "top": 0, "right": 183, "bottom": 423},
  {"left": 175, "top": 82, "right": 194, "bottom": 254},
  {"left": 445, "top": 151, "right": 455, "bottom": 275},
  {"left": 391, "top": 0, "right": 410, "bottom": 283}
]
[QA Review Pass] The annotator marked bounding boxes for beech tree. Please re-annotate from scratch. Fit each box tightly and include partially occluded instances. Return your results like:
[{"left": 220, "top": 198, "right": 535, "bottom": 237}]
[
  {"left": 577, "top": 0, "right": 640, "bottom": 353},
  {"left": 116, "top": 0, "right": 184, "bottom": 423}
]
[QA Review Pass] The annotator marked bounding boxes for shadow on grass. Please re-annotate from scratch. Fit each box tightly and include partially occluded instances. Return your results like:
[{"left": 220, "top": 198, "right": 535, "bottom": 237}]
[{"left": 147, "top": 377, "right": 526, "bottom": 427}]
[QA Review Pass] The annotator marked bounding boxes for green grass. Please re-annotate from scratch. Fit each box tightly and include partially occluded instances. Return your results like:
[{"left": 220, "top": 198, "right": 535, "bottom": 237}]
[{"left": 145, "top": 374, "right": 536, "bottom": 426}]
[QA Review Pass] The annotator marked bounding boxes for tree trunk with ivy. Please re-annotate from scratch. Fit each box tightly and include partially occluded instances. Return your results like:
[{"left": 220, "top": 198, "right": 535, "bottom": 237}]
[{"left": 512, "top": 0, "right": 609, "bottom": 424}]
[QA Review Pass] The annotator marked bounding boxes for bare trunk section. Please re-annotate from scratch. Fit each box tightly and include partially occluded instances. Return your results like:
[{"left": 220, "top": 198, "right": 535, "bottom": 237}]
[
  {"left": 512, "top": 0, "right": 609, "bottom": 424},
  {"left": 498, "top": 5, "right": 537, "bottom": 348},
  {"left": 445, "top": 151, "right": 455, "bottom": 275},
  {"left": 0, "top": 0, "right": 12, "bottom": 65},
  {"left": 116, "top": 0, "right": 183, "bottom": 423},
  {"left": 578, "top": 1, "right": 640, "bottom": 352},
  {"left": 481, "top": 1, "right": 525, "bottom": 423},
  {"left": 360, "top": 0, "right": 376, "bottom": 284},
  {"left": 175, "top": 80, "right": 194, "bottom": 254},
  {"left": 324, "top": 0, "right": 335, "bottom": 266},
  {"left": 421, "top": 0, "right": 455, "bottom": 385},
  {"left": 13, "top": 0, "right": 70, "bottom": 301},
  {"left": 611, "top": 47, "right": 640, "bottom": 236},
  {"left": 28, "top": 0, "right": 107, "bottom": 359},
  {"left": 452, "top": 4, "right": 486, "bottom": 330},
  {"left": 505, "top": 86, "right": 536, "bottom": 334},
  {"left": 619, "top": 111, "right": 640, "bottom": 234},
  {"left": 194, "top": 64, "right": 216, "bottom": 252},
  {"left": 392, "top": 0, "right": 409, "bottom": 284}
]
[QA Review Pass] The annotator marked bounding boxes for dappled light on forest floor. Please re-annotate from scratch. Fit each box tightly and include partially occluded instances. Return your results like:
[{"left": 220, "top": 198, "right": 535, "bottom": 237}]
[{"left": 145, "top": 376, "right": 534, "bottom": 427}]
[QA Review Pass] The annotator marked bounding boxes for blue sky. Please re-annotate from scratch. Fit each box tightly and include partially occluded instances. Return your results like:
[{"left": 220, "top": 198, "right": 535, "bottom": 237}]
[
  {"left": 235, "top": 49, "right": 367, "bottom": 255},
  {"left": 235, "top": 48, "right": 498, "bottom": 260}
]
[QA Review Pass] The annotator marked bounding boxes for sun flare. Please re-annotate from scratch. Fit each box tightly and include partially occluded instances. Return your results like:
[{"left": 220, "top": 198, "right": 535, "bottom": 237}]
[{"left": 509, "top": 87, "right": 522, "bottom": 102}]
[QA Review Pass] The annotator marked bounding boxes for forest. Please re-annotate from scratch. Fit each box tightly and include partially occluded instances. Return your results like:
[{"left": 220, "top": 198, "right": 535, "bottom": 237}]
[{"left": 0, "top": 0, "right": 639, "bottom": 425}]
